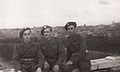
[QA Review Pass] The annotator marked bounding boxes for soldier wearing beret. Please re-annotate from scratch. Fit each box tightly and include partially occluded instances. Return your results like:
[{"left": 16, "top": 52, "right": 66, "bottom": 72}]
[
  {"left": 12, "top": 27, "right": 44, "bottom": 72},
  {"left": 40, "top": 25, "right": 66, "bottom": 72},
  {"left": 63, "top": 22, "right": 91, "bottom": 72}
]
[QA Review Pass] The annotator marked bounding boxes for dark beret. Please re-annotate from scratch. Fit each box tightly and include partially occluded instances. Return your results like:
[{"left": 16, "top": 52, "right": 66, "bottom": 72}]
[
  {"left": 64, "top": 22, "right": 77, "bottom": 30},
  {"left": 41, "top": 25, "right": 52, "bottom": 35},
  {"left": 19, "top": 27, "right": 31, "bottom": 38}
]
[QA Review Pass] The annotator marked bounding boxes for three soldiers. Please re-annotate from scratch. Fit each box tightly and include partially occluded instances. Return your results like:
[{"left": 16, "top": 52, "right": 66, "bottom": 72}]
[{"left": 12, "top": 22, "right": 91, "bottom": 72}]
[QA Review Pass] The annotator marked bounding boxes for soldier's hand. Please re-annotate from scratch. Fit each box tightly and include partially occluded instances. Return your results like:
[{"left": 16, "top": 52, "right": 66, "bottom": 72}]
[
  {"left": 53, "top": 65, "right": 59, "bottom": 72},
  {"left": 36, "top": 67, "right": 42, "bottom": 72},
  {"left": 44, "top": 61, "right": 50, "bottom": 69},
  {"left": 17, "top": 70, "right": 22, "bottom": 72},
  {"left": 65, "top": 61, "right": 73, "bottom": 65}
]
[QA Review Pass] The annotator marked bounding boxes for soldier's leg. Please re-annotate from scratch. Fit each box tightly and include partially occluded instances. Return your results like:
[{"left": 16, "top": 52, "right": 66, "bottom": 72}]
[
  {"left": 30, "top": 69, "right": 37, "bottom": 72},
  {"left": 63, "top": 64, "right": 76, "bottom": 72},
  {"left": 20, "top": 68, "right": 28, "bottom": 72},
  {"left": 42, "top": 62, "right": 51, "bottom": 72},
  {"left": 29, "top": 67, "right": 50, "bottom": 72},
  {"left": 42, "top": 67, "right": 50, "bottom": 72},
  {"left": 49, "top": 63, "right": 63, "bottom": 72},
  {"left": 72, "top": 68, "right": 79, "bottom": 72},
  {"left": 58, "top": 67, "right": 63, "bottom": 72},
  {"left": 79, "top": 60, "right": 91, "bottom": 72},
  {"left": 28, "top": 67, "right": 36, "bottom": 72},
  {"left": 58, "top": 69, "right": 63, "bottom": 72}
]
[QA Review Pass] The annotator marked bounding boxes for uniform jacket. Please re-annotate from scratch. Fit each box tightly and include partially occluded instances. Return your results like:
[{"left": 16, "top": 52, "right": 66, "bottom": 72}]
[
  {"left": 12, "top": 41, "right": 44, "bottom": 70},
  {"left": 64, "top": 33, "right": 88, "bottom": 64},
  {"left": 40, "top": 37, "right": 66, "bottom": 67}
]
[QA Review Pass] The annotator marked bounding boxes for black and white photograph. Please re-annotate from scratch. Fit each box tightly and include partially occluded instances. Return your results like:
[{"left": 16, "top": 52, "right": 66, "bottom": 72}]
[{"left": 0, "top": 0, "right": 120, "bottom": 72}]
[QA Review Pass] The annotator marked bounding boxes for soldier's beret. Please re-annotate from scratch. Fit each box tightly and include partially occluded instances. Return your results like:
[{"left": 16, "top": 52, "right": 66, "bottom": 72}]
[
  {"left": 64, "top": 22, "right": 77, "bottom": 30},
  {"left": 41, "top": 25, "right": 52, "bottom": 35},
  {"left": 19, "top": 27, "right": 31, "bottom": 38}
]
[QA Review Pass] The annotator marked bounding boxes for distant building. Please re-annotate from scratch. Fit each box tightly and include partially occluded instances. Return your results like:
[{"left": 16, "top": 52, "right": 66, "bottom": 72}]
[
  {"left": 84, "top": 24, "right": 87, "bottom": 27},
  {"left": 110, "top": 21, "right": 120, "bottom": 27}
]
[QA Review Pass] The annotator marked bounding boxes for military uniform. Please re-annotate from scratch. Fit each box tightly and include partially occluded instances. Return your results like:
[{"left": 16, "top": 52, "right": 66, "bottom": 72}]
[
  {"left": 40, "top": 37, "right": 66, "bottom": 72},
  {"left": 12, "top": 41, "right": 44, "bottom": 72},
  {"left": 63, "top": 33, "right": 91, "bottom": 72}
]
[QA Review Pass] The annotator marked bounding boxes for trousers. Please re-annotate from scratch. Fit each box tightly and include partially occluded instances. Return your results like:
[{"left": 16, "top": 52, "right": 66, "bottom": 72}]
[{"left": 63, "top": 60, "right": 91, "bottom": 72}]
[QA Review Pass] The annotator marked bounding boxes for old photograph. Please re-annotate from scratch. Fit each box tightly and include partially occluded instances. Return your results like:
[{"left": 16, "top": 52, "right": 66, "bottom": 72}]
[{"left": 0, "top": 0, "right": 120, "bottom": 72}]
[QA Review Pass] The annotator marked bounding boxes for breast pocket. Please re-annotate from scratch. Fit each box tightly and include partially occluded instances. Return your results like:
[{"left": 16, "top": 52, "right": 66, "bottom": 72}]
[
  {"left": 28, "top": 46, "right": 38, "bottom": 56},
  {"left": 18, "top": 47, "right": 26, "bottom": 55}
]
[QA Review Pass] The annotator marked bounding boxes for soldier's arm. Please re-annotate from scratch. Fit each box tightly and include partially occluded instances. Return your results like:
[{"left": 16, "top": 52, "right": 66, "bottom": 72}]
[
  {"left": 12, "top": 44, "right": 21, "bottom": 71},
  {"left": 56, "top": 38, "right": 67, "bottom": 67},
  {"left": 70, "top": 35, "right": 87, "bottom": 63},
  {"left": 79, "top": 38, "right": 87, "bottom": 60},
  {"left": 36, "top": 45, "right": 45, "bottom": 68}
]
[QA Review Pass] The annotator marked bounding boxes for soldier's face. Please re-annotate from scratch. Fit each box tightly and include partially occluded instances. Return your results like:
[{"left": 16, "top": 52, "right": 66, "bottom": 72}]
[
  {"left": 67, "top": 25, "right": 76, "bottom": 33},
  {"left": 43, "top": 28, "right": 52, "bottom": 38},
  {"left": 23, "top": 30, "right": 31, "bottom": 42}
]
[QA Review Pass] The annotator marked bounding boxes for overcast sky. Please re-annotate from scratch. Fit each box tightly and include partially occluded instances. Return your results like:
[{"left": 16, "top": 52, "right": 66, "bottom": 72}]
[{"left": 0, "top": 0, "right": 120, "bottom": 28}]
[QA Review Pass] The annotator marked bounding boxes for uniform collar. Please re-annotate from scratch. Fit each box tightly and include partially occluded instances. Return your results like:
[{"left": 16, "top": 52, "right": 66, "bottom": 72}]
[
  {"left": 43, "top": 36, "right": 52, "bottom": 40},
  {"left": 20, "top": 39, "right": 32, "bottom": 46}
]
